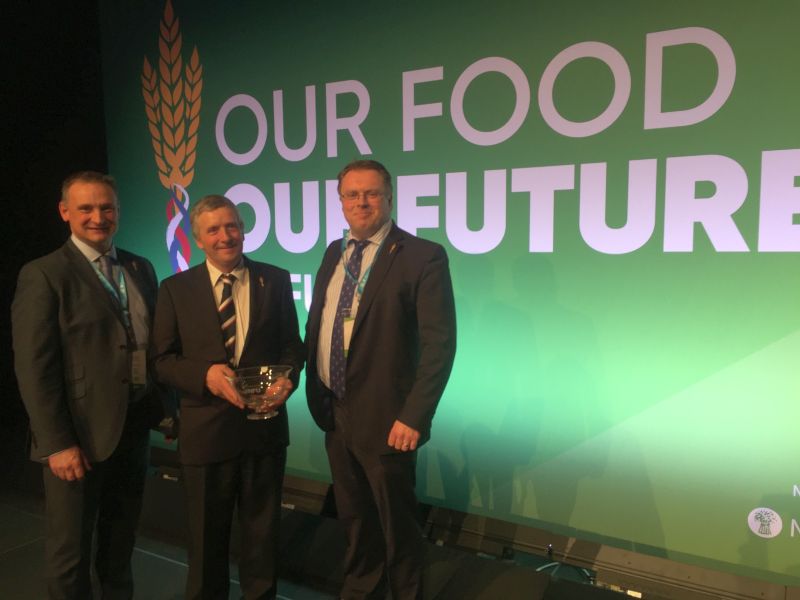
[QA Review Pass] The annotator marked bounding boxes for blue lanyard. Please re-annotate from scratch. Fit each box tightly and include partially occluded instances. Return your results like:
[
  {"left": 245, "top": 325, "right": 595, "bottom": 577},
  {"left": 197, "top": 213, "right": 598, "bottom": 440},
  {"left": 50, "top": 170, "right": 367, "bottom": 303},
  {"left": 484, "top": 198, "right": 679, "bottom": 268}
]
[{"left": 340, "top": 234, "right": 386, "bottom": 297}]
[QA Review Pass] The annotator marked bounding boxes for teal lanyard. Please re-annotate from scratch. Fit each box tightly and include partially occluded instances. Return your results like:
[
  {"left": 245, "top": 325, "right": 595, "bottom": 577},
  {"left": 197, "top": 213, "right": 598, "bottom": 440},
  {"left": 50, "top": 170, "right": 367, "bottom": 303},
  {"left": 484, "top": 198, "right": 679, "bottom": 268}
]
[
  {"left": 340, "top": 234, "right": 386, "bottom": 297},
  {"left": 93, "top": 259, "right": 136, "bottom": 342}
]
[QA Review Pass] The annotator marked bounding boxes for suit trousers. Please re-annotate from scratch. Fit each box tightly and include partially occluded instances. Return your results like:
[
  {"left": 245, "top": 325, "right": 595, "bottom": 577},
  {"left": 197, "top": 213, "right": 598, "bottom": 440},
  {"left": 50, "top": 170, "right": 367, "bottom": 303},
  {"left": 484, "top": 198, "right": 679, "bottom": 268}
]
[
  {"left": 325, "top": 407, "right": 423, "bottom": 600},
  {"left": 181, "top": 449, "right": 286, "bottom": 600},
  {"left": 42, "top": 404, "right": 150, "bottom": 600}
]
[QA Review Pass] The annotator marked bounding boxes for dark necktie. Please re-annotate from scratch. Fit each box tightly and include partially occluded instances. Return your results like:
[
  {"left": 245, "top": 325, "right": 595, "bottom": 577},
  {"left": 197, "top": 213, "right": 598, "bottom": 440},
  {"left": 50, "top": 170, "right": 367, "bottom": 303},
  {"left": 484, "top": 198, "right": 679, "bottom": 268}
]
[
  {"left": 329, "top": 240, "right": 369, "bottom": 400},
  {"left": 97, "top": 254, "right": 118, "bottom": 292},
  {"left": 98, "top": 254, "right": 137, "bottom": 345},
  {"left": 219, "top": 273, "right": 237, "bottom": 363}
]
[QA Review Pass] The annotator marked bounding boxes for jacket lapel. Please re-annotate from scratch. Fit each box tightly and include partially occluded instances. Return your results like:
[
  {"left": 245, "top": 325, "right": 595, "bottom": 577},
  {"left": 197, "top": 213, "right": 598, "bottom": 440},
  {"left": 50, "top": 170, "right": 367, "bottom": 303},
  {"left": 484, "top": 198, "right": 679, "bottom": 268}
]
[
  {"left": 63, "top": 240, "right": 126, "bottom": 326},
  {"left": 308, "top": 244, "right": 341, "bottom": 346},
  {"left": 352, "top": 224, "right": 403, "bottom": 336},
  {"left": 194, "top": 262, "right": 222, "bottom": 335},
  {"left": 117, "top": 251, "right": 154, "bottom": 315},
  {"left": 241, "top": 257, "right": 262, "bottom": 355}
]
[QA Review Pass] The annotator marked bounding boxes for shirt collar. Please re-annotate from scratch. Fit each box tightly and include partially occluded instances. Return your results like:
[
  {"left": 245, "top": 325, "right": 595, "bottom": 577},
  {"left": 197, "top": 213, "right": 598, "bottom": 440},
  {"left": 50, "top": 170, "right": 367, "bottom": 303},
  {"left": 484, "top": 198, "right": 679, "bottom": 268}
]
[
  {"left": 346, "top": 219, "right": 392, "bottom": 248},
  {"left": 206, "top": 258, "right": 246, "bottom": 284},
  {"left": 71, "top": 234, "right": 117, "bottom": 263}
]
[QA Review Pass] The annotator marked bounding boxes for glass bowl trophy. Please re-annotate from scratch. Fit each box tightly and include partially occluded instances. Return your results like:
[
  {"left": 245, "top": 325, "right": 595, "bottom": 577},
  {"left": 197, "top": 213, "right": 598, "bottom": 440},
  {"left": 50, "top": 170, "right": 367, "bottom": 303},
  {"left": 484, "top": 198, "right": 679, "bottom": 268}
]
[{"left": 232, "top": 365, "right": 292, "bottom": 420}]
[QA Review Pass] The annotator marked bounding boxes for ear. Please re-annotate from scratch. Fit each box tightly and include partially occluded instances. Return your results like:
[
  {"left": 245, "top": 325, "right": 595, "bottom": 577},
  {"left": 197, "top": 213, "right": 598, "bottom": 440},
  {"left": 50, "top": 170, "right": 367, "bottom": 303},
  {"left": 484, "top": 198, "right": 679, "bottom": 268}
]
[{"left": 58, "top": 201, "right": 69, "bottom": 223}]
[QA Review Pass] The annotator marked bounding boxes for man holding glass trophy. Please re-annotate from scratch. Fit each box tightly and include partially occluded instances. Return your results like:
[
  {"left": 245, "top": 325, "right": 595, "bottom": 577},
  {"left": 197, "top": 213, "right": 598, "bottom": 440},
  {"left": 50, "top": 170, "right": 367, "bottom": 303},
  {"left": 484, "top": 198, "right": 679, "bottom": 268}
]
[{"left": 152, "top": 194, "right": 304, "bottom": 600}]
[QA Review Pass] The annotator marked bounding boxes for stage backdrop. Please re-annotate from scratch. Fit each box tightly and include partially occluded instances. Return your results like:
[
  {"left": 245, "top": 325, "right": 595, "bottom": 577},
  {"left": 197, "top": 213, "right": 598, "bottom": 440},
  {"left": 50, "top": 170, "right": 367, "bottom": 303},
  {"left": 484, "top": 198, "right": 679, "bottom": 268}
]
[{"left": 100, "top": 0, "right": 800, "bottom": 585}]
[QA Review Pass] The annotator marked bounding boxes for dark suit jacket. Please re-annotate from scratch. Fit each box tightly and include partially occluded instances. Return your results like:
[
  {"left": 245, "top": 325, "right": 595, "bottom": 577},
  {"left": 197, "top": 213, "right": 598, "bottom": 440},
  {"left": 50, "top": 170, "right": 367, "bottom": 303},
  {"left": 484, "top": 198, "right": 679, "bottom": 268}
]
[
  {"left": 305, "top": 223, "right": 457, "bottom": 455},
  {"left": 152, "top": 257, "right": 304, "bottom": 465},
  {"left": 12, "top": 240, "right": 164, "bottom": 462}
]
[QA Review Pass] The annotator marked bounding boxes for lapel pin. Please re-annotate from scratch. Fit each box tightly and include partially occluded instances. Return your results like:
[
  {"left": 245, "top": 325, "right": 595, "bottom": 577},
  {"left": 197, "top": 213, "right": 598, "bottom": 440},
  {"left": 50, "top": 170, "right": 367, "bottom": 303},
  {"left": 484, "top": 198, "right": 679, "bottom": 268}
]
[
  {"left": 389, "top": 242, "right": 397, "bottom": 254},
  {"left": 259, "top": 275, "right": 265, "bottom": 287},
  {"left": 132, "top": 260, "right": 139, "bottom": 271}
]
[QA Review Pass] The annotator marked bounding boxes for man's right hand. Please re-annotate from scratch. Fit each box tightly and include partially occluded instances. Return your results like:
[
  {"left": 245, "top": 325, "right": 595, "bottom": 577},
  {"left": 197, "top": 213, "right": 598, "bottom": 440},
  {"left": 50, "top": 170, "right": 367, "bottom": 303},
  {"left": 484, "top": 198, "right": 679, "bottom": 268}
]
[
  {"left": 205, "top": 363, "right": 245, "bottom": 409},
  {"left": 48, "top": 446, "right": 92, "bottom": 481}
]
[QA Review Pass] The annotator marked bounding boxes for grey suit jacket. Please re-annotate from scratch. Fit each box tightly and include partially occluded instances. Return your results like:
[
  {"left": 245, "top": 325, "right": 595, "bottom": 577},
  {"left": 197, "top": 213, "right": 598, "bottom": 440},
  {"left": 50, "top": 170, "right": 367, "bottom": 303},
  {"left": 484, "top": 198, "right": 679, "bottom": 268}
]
[
  {"left": 11, "top": 239, "right": 164, "bottom": 462},
  {"left": 305, "top": 223, "right": 457, "bottom": 454}
]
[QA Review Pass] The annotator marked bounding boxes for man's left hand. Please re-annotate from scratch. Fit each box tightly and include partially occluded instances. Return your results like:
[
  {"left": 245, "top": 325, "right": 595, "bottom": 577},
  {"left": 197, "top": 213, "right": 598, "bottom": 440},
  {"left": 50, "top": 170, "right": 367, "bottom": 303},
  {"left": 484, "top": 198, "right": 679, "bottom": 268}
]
[
  {"left": 258, "top": 376, "right": 293, "bottom": 411},
  {"left": 387, "top": 420, "right": 420, "bottom": 452}
]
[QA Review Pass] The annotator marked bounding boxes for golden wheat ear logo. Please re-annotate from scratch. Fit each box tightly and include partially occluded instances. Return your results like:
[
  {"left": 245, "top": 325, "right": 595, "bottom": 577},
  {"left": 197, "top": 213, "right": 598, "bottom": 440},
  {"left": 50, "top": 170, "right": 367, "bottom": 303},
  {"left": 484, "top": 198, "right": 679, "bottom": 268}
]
[{"left": 141, "top": 0, "right": 202, "bottom": 272}]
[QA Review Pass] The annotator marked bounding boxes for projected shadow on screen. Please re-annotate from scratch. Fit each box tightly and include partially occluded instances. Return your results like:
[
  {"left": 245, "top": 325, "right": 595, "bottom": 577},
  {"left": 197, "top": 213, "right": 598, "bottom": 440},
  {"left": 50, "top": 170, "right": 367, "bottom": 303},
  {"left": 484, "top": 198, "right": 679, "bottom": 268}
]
[
  {"left": 506, "top": 254, "right": 607, "bottom": 527},
  {"left": 420, "top": 254, "right": 659, "bottom": 544},
  {"left": 417, "top": 253, "right": 520, "bottom": 538}
]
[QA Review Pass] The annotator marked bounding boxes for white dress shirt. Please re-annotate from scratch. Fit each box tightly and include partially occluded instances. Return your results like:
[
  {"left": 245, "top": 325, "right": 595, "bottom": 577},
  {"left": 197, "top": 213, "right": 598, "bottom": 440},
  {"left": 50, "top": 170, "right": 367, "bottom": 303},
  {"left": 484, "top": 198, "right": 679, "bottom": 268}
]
[{"left": 316, "top": 220, "right": 392, "bottom": 388}]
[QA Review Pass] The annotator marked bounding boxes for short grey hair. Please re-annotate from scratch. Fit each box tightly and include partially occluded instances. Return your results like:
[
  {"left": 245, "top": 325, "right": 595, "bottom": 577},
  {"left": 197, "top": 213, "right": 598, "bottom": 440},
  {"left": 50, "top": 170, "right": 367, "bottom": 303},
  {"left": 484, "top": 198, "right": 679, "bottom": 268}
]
[{"left": 189, "top": 194, "right": 243, "bottom": 239}]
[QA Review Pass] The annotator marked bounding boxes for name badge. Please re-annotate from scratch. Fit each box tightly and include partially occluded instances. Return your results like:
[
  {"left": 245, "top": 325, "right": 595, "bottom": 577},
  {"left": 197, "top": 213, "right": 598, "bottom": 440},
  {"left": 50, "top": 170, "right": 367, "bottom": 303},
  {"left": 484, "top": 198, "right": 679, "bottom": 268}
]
[{"left": 131, "top": 349, "right": 147, "bottom": 386}]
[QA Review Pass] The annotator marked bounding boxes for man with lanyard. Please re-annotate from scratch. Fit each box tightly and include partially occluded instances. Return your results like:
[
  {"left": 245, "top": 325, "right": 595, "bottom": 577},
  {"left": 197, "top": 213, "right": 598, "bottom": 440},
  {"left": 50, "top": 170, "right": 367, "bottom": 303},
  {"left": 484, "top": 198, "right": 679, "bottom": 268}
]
[
  {"left": 12, "top": 171, "right": 166, "bottom": 599},
  {"left": 305, "top": 160, "right": 457, "bottom": 599}
]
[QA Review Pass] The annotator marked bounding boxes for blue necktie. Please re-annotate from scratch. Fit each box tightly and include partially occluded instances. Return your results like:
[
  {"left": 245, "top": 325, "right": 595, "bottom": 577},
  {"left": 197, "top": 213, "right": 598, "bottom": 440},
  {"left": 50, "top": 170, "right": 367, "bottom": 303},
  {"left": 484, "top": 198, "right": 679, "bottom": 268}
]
[{"left": 329, "top": 240, "right": 369, "bottom": 399}]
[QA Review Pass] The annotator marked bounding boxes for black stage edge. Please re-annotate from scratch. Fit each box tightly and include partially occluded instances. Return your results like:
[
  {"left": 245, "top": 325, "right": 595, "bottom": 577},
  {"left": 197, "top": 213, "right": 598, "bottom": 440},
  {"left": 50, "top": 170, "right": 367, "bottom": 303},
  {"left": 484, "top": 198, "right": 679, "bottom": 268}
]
[
  {"left": 7, "top": 438, "right": 778, "bottom": 599},
  {"left": 139, "top": 454, "right": 629, "bottom": 600}
]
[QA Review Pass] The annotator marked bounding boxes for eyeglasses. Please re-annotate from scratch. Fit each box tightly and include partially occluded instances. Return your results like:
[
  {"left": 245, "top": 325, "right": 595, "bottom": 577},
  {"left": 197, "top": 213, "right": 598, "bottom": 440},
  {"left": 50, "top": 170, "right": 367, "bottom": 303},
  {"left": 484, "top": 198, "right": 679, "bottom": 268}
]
[{"left": 340, "top": 190, "right": 383, "bottom": 202}]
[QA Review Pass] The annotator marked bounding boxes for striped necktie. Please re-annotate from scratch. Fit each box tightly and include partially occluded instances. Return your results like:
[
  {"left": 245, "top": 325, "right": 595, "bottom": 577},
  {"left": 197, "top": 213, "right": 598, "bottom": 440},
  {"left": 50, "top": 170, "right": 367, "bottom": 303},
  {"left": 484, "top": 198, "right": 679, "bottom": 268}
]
[{"left": 219, "top": 273, "right": 237, "bottom": 363}]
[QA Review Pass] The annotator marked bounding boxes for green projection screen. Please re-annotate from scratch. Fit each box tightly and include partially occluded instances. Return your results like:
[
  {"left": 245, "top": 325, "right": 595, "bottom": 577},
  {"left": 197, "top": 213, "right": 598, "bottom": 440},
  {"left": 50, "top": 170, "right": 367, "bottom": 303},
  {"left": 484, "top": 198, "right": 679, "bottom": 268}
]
[{"left": 99, "top": 0, "right": 800, "bottom": 585}]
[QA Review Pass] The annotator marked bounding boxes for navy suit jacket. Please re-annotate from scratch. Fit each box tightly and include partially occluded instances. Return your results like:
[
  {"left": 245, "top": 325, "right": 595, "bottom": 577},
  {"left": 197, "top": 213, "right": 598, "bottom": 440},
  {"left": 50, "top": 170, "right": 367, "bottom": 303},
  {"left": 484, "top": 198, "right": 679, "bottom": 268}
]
[
  {"left": 152, "top": 256, "right": 304, "bottom": 465},
  {"left": 12, "top": 240, "right": 164, "bottom": 462},
  {"left": 305, "top": 223, "right": 457, "bottom": 455}
]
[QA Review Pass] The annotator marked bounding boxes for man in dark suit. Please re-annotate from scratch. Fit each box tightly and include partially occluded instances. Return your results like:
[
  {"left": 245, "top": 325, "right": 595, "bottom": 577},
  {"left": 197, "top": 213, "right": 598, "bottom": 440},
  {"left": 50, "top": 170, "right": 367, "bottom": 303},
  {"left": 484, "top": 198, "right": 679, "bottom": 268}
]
[
  {"left": 152, "top": 194, "right": 304, "bottom": 600},
  {"left": 306, "top": 160, "right": 457, "bottom": 599},
  {"left": 11, "top": 171, "right": 166, "bottom": 599}
]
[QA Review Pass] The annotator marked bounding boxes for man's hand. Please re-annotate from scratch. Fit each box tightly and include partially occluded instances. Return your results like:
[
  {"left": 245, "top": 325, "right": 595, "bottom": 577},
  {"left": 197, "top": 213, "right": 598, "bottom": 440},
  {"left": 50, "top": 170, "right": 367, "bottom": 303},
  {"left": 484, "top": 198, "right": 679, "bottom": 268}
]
[
  {"left": 387, "top": 420, "right": 420, "bottom": 452},
  {"left": 255, "top": 376, "right": 293, "bottom": 413},
  {"left": 48, "top": 446, "right": 92, "bottom": 481},
  {"left": 205, "top": 363, "right": 245, "bottom": 409}
]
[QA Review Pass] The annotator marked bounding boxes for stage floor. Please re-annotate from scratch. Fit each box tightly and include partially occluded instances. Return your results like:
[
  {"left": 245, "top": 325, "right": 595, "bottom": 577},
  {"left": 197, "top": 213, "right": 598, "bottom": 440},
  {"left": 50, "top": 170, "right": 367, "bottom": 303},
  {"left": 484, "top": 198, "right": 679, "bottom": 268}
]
[
  {"left": 0, "top": 483, "right": 631, "bottom": 600},
  {"left": 0, "top": 487, "right": 334, "bottom": 600}
]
